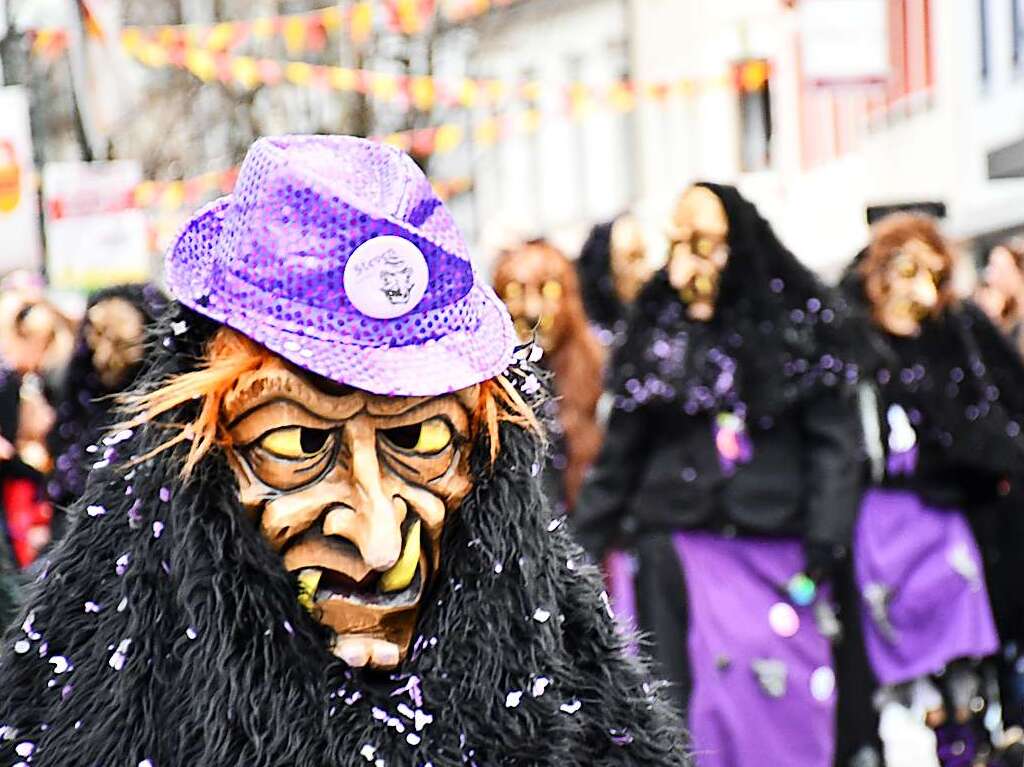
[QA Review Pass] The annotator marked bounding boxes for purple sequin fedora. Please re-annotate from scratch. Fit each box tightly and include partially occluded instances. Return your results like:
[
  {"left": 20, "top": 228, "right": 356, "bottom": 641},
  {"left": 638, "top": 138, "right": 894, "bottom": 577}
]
[{"left": 165, "top": 134, "right": 515, "bottom": 396}]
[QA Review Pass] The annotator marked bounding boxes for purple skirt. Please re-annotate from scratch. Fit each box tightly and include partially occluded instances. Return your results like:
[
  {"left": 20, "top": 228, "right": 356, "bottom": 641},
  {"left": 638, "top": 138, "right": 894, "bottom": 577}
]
[
  {"left": 674, "top": 533, "right": 836, "bottom": 767},
  {"left": 854, "top": 488, "right": 999, "bottom": 686},
  {"left": 603, "top": 534, "right": 836, "bottom": 766}
]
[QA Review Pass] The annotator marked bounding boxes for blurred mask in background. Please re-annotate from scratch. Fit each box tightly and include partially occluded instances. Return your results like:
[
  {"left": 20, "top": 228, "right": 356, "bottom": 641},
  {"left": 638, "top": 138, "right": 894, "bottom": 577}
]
[
  {"left": 1, "top": 300, "right": 60, "bottom": 375},
  {"left": 976, "top": 241, "right": 1024, "bottom": 334},
  {"left": 862, "top": 214, "right": 954, "bottom": 338},
  {"left": 666, "top": 185, "right": 730, "bottom": 321},
  {"left": 609, "top": 214, "right": 652, "bottom": 306},
  {"left": 493, "top": 239, "right": 605, "bottom": 512},
  {"left": 84, "top": 296, "right": 147, "bottom": 389},
  {"left": 494, "top": 240, "right": 577, "bottom": 352}
]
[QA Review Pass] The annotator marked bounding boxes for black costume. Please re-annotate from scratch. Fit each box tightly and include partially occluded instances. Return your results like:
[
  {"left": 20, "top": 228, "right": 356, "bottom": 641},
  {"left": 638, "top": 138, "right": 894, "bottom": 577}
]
[
  {"left": 0, "top": 306, "right": 689, "bottom": 766},
  {"left": 574, "top": 184, "right": 871, "bottom": 767},
  {"left": 842, "top": 265, "right": 1024, "bottom": 765}
]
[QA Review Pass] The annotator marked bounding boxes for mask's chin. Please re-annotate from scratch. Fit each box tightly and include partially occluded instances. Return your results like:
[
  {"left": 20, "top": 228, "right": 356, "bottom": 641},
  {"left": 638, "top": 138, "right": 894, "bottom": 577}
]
[
  {"left": 288, "top": 518, "right": 429, "bottom": 658},
  {"left": 877, "top": 298, "right": 930, "bottom": 337},
  {"left": 677, "top": 277, "right": 718, "bottom": 321}
]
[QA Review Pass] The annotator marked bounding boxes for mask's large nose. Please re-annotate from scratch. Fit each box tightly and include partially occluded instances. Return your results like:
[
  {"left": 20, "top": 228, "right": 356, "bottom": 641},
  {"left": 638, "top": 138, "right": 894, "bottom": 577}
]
[
  {"left": 323, "top": 421, "right": 405, "bottom": 571},
  {"left": 912, "top": 273, "right": 939, "bottom": 311}
]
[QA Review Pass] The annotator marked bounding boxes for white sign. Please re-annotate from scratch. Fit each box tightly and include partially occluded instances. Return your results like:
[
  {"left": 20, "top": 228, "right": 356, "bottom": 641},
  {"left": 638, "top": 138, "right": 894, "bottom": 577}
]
[
  {"left": 0, "top": 86, "right": 42, "bottom": 273},
  {"left": 799, "top": 0, "right": 890, "bottom": 86},
  {"left": 43, "top": 160, "right": 149, "bottom": 290}
]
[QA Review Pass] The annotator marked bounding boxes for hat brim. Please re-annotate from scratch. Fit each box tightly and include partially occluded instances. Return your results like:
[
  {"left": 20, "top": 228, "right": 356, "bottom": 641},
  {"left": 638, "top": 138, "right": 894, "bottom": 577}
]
[{"left": 166, "top": 197, "right": 516, "bottom": 397}]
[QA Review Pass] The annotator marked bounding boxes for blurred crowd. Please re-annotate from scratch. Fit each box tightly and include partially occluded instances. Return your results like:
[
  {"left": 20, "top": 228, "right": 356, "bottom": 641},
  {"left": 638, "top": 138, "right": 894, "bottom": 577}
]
[
  {"left": 2, "top": 184, "right": 1024, "bottom": 767},
  {"left": 0, "top": 276, "right": 164, "bottom": 620},
  {"left": 494, "top": 190, "right": 1024, "bottom": 767}
]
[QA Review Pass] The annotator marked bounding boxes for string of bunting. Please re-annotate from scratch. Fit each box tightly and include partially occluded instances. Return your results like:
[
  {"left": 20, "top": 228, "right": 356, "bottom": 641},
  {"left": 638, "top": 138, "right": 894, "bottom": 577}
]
[
  {"left": 140, "top": 171, "right": 469, "bottom": 255},
  {"left": 29, "top": 0, "right": 524, "bottom": 59},
  {"left": 133, "top": 166, "right": 471, "bottom": 212},
  {"left": 121, "top": 32, "right": 766, "bottom": 113}
]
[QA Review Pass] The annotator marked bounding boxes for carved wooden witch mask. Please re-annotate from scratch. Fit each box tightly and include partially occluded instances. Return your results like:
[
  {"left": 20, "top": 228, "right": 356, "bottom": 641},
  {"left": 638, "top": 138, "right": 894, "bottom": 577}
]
[
  {"left": 666, "top": 185, "right": 730, "bottom": 321},
  {"left": 221, "top": 359, "right": 478, "bottom": 669}
]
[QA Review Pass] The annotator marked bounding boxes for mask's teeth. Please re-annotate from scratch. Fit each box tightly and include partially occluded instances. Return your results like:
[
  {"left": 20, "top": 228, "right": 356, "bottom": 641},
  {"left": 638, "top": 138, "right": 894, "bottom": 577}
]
[
  {"left": 380, "top": 519, "right": 421, "bottom": 593},
  {"left": 297, "top": 568, "right": 322, "bottom": 613}
]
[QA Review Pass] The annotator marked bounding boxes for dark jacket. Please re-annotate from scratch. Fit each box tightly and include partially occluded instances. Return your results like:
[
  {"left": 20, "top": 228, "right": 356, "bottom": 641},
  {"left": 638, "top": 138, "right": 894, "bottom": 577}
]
[{"left": 574, "top": 387, "right": 862, "bottom": 571}]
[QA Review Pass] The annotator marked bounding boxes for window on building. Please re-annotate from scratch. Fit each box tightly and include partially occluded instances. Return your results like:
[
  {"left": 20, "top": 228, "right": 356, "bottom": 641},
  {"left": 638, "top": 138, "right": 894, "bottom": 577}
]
[
  {"left": 887, "top": 0, "right": 934, "bottom": 104},
  {"left": 735, "top": 59, "right": 772, "bottom": 172}
]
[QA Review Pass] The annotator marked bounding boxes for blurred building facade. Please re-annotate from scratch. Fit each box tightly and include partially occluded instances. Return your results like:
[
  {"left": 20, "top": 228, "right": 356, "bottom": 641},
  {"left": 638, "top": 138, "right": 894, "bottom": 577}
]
[{"left": 459, "top": 0, "right": 1024, "bottom": 278}]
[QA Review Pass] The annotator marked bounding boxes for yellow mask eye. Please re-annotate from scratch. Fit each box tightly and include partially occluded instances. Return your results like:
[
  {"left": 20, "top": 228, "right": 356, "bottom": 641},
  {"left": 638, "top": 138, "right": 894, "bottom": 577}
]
[
  {"left": 541, "top": 280, "right": 563, "bottom": 300},
  {"left": 695, "top": 237, "right": 714, "bottom": 257},
  {"left": 503, "top": 281, "right": 523, "bottom": 300},
  {"left": 893, "top": 254, "right": 917, "bottom": 279},
  {"left": 259, "top": 427, "right": 331, "bottom": 459},
  {"left": 414, "top": 419, "right": 452, "bottom": 453},
  {"left": 383, "top": 418, "right": 452, "bottom": 454}
]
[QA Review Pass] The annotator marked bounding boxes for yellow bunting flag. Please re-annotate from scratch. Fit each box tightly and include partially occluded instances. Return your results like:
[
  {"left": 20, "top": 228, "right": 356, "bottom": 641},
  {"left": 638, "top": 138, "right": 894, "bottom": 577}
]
[
  {"left": 283, "top": 17, "right": 307, "bottom": 55},
  {"left": 284, "top": 61, "right": 316, "bottom": 86},
  {"left": 434, "top": 123, "right": 464, "bottom": 154},
  {"left": 184, "top": 48, "right": 217, "bottom": 82},
  {"left": 474, "top": 118, "right": 500, "bottom": 147},
  {"left": 205, "top": 22, "right": 235, "bottom": 52},
  {"left": 350, "top": 2, "right": 374, "bottom": 45},
  {"left": 231, "top": 56, "right": 261, "bottom": 89},
  {"left": 410, "top": 76, "right": 437, "bottom": 110},
  {"left": 329, "top": 67, "right": 360, "bottom": 92}
]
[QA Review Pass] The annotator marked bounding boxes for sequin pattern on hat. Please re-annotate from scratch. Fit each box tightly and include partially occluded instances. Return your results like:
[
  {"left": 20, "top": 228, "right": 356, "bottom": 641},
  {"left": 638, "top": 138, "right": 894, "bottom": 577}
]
[{"left": 166, "top": 135, "right": 515, "bottom": 396}]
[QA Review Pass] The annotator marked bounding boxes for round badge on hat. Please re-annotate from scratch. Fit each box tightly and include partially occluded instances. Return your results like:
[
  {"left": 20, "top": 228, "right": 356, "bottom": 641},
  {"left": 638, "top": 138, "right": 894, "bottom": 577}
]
[{"left": 343, "top": 235, "right": 430, "bottom": 319}]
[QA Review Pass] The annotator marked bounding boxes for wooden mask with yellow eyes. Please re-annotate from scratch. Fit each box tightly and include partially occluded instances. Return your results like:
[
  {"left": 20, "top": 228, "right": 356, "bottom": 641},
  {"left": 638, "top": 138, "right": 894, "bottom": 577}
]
[
  {"left": 221, "top": 363, "right": 476, "bottom": 670},
  {"left": 667, "top": 186, "right": 730, "bottom": 321},
  {"left": 863, "top": 214, "right": 955, "bottom": 338},
  {"left": 493, "top": 241, "right": 573, "bottom": 352}
]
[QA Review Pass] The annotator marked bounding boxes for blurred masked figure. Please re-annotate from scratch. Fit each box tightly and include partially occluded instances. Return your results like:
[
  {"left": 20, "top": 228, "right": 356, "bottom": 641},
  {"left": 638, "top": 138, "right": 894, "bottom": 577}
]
[
  {"left": 47, "top": 284, "right": 166, "bottom": 539},
  {"left": 574, "top": 183, "right": 864, "bottom": 767},
  {"left": 976, "top": 239, "right": 1024, "bottom": 357},
  {"left": 841, "top": 213, "right": 1024, "bottom": 766},
  {"left": 577, "top": 214, "right": 653, "bottom": 343},
  {"left": 0, "top": 289, "right": 70, "bottom": 624},
  {"left": 494, "top": 240, "right": 604, "bottom": 514}
]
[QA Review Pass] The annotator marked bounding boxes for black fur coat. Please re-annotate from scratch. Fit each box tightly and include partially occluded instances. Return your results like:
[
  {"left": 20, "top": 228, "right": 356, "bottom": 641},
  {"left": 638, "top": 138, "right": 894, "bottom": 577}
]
[{"left": 0, "top": 306, "right": 689, "bottom": 766}]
